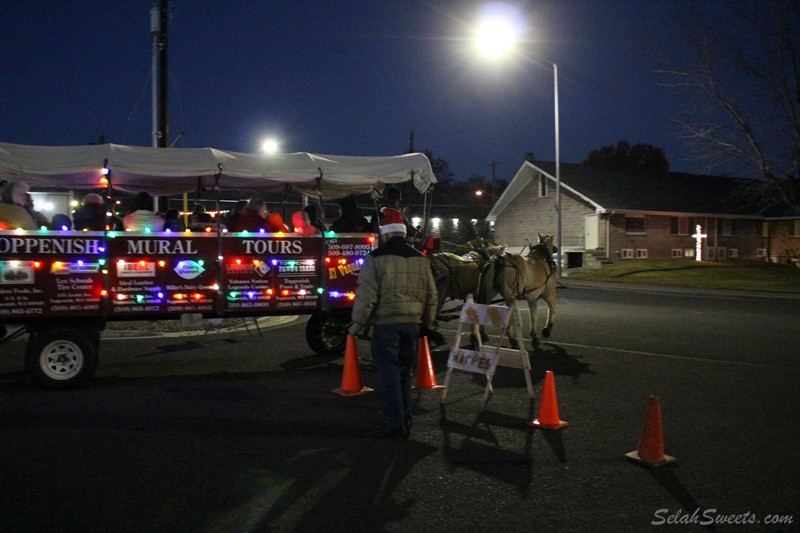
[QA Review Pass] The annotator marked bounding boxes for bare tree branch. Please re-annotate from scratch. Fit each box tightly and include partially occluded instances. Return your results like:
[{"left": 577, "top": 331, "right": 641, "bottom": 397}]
[{"left": 657, "top": 0, "right": 800, "bottom": 214}]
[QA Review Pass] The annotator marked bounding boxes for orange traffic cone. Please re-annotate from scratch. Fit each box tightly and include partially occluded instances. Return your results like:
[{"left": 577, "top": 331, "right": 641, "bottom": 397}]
[
  {"left": 331, "top": 335, "right": 374, "bottom": 397},
  {"left": 528, "top": 370, "right": 569, "bottom": 430},
  {"left": 413, "top": 336, "right": 446, "bottom": 390},
  {"left": 625, "top": 395, "right": 676, "bottom": 467}
]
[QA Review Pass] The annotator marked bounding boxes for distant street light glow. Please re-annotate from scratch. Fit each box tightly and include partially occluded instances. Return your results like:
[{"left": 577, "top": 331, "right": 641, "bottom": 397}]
[{"left": 261, "top": 138, "right": 280, "bottom": 154}]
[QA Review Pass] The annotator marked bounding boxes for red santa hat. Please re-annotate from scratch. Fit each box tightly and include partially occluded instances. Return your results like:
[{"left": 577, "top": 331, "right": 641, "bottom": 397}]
[{"left": 380, "top": 207, "right": 406, "bottom": 235}]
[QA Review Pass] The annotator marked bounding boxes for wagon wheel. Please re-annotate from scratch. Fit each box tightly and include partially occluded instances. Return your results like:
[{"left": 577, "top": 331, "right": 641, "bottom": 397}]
[
  {"left": 26, "top": 328, "right": 99, "bottom": 389},
  {"left": 305, "top": 310, "right": 350, "bottom": 355}
]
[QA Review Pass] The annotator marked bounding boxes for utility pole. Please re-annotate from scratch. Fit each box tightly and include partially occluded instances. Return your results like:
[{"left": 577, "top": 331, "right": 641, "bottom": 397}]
[
  {"left": 150, "top": 1, "right": 170, "bottom": 214},
  {"left": 150, "top": 0, "right": 169, "bottom": 148}
]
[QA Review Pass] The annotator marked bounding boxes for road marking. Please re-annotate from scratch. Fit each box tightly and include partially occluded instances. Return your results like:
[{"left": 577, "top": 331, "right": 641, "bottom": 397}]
[{"left": 548, "top": 341, "right": 800, "bottom": 369}]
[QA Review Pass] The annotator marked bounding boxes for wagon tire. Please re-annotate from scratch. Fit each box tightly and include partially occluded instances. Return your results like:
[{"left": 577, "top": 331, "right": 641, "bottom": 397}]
[
  {"left": 306, "top": 311, "right": 350, "bottom": 355},
  {"left": 25, "top": 328, "right": 99, "bottom": 389}
]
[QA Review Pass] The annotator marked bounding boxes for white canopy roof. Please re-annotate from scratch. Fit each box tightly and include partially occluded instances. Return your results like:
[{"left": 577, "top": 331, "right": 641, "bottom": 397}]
[{"left": 0, "top": 142, "right": 436, "bottom": 199}]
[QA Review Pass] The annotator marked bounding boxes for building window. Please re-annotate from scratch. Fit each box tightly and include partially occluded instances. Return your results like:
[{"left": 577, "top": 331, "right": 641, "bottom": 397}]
[
  {"left": 722, "top": 219, "right": 738, "bottom": 236},
  {"left": 757, "top": 248, "right": 767, "bottom": 257},
  {"left": 671, "top": 248, "right": 683, "bottom": 258},
  {"left": 728, "top": 248, "right": 738, "bottom": 258},
  {"left": 791, "top": 220, "right": 800, "bottom": 237},
  {"left": 685, "top": 248, "right": 695, "bottom": 258},
  {"left": 625, "top": 216, "right": 646, "bottom": 233},
  {"left": 671, "top": 217, "right": 689, "bottom": 235},
  {"left": 761, "top": 222, "right": 769, "bottom": 237},
  {"left": 636, "top": 248, "right": 648, "bottom": 258},
  {"left": 620, "top": 249, "right": 634, "bottom": 258},
  {"left": 539, "top": 174, "right": 548, "bottom": 197}
]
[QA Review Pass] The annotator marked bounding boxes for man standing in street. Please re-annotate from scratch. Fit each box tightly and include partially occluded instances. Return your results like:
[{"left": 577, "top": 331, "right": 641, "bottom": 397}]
[{"left": 348, "top": 208, "right": 438, "bottom": 438}]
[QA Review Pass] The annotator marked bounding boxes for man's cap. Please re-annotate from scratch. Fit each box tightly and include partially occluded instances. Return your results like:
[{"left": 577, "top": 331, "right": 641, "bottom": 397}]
[{"left": 380, "top": 207, "right": 406, "bottom": 235}]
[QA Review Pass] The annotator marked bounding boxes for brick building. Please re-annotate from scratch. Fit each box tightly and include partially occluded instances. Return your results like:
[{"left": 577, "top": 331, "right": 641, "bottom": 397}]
[{"left": 487, "top": 160, "right": 800, "bottom": 269}]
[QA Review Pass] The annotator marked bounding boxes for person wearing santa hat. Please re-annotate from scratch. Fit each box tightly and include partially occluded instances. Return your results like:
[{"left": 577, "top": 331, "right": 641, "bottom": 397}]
[{"left": 349, "top": 207, "right": 438, "bottom": 438}]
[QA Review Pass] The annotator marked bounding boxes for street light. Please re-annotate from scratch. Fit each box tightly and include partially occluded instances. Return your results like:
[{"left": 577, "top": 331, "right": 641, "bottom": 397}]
[
  {"left": 473, "top": 12, "right": 519, "bottom": 58},
  {"left": 472, "top": 7, "right": 562, "bottom": 276},
  {"left": 261, "top": 138, "right": 280, "bottom": 155}
]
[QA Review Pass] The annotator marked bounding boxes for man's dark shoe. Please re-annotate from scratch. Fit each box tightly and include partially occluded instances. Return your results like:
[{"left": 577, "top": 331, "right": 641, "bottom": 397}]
[
  {"left": 421, "top": 327, "right": 447, "bottom": 348},
  {"left": 429, "top": 331, "right": 447, "bottom": 348},
  {"left": 365, "top": 425, "right": 408, "bottom": 439}
]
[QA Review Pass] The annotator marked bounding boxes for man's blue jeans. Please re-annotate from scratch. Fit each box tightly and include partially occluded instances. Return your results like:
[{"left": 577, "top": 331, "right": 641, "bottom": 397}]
[{"left": 370, "top": 323, "right": 420, "bottom": 430}]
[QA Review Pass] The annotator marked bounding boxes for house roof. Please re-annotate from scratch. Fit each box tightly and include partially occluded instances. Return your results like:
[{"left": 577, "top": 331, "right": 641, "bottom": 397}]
[{"left": 488, "top": 160, "right": 775, "bottom": 221}]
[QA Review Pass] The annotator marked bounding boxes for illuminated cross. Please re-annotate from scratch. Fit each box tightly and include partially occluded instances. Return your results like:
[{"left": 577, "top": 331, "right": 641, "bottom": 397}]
[{"left": 691, "top": 224, "right": 707, "bottom": 262}]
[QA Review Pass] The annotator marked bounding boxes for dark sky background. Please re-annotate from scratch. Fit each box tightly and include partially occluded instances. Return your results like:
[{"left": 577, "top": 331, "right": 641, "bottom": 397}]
[{"left": 2, "top": 1, "right": 724, "bottom": 182}]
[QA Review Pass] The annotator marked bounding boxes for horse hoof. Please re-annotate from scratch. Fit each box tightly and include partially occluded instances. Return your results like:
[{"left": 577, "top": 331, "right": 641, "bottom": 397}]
[
  {"left": 543, "top": 327, "right": 552, "bottom": 338},
  {"left": 509, "top": 339, "right": 520, "bottom": 350}
]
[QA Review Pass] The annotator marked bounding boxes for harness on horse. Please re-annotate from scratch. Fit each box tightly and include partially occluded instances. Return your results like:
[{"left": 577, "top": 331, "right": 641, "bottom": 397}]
[
  {"left": 487, "top": 246, "right": 556, "bottom": 300},
  {"left": 431, "top": 245, "right": 497, "bottom": 297},
  {"left": 529, "top": 242, "right": 557, "bottom": 272}
]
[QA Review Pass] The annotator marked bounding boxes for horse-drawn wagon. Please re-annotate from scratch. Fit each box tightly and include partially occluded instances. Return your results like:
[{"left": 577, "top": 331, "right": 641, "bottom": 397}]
[{"left": 0, "top": 142, "right": 436, "bottom": 388}]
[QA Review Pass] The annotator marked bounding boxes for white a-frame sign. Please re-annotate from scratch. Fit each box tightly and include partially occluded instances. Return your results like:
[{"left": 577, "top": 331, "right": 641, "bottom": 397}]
[{"left": 441, "top": 296, "right": 534, "bottom": 409}]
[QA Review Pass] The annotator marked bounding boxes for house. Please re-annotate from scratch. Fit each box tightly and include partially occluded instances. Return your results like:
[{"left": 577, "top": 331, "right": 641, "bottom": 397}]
[{"left": 487, "top": 160, "right": 800, "bottom": 269}]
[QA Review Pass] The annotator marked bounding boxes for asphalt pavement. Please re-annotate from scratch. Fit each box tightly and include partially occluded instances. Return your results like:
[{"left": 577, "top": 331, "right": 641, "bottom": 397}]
[{"left": 0, "top": 281, "right": 798, "bottom": 532}]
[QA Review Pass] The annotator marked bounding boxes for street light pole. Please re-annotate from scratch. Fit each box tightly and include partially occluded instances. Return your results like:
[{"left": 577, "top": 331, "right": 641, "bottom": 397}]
[
  {"left": 553, "top": 63, "right": 562, "bottom": 276},
  {"left": 471, "top": 7, "right": 561, "bottom": 273}
]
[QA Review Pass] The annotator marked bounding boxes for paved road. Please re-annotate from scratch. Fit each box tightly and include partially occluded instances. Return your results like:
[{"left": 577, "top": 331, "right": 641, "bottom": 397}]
[{"left": 1, "top": 282, "right": 798, "bottom": 532}]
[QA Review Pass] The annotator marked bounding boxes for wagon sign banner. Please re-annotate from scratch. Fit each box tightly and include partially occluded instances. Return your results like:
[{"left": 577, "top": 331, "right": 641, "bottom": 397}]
[
  {"left": 220, "top": 236, "right": 325, "bottom": 313},
  {"left": 0, "top": 233, "right": 104, "bottom": 318},
  {"left": 106, "top": 234, "right": 219, "bottom": 316},
  {"left": 0, "top": 231, "right": 375, "bottom": 319}
]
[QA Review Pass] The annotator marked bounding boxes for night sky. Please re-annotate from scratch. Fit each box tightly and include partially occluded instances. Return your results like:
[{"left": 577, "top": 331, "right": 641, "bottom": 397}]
[{"left": 1, "top": 1, "right": 726, "bottom": 182}]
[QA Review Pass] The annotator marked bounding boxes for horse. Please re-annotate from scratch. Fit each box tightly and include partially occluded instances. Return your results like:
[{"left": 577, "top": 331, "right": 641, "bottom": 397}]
[
  {"left": 430, "top": 243, "right": 506, "bottom": 319},
  {"left": 475, "top": 233, "right": 558, "bottom": 348}
]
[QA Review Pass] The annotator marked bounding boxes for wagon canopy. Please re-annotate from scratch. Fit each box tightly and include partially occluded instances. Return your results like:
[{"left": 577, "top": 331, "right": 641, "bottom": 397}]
[{"left": 0, "top": 142, "right": 436, "bottom": 199}]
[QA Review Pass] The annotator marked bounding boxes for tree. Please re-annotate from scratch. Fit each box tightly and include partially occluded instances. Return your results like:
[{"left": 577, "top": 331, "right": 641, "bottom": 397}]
[
  {"left": 582, "top": 140, "right": 669, "bottom": 173},
  {"left": 424, "top": 150, "right": 454, "bottom": 187},
  {"left": 659, "top": 0, "right": 800, "bottom": 214}
]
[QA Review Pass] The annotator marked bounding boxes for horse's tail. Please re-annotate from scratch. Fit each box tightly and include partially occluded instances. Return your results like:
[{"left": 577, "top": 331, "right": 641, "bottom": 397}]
[{"left": 476, "top": 255, "right": 500, "bottom": 304}]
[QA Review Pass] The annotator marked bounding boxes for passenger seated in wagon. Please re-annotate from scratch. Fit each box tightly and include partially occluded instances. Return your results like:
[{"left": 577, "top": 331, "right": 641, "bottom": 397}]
[
  {"left": 122, "top": 191, "right": 165, "bottom": 232},
  {"left": 0, "top": 180, "right": 38, "bottom": 230},
  {"left": 73, "top": 193, "right": 107, "bottom": 231},
  {"left": 232, "top": 197, "right": 286, "bottom": 233}
]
